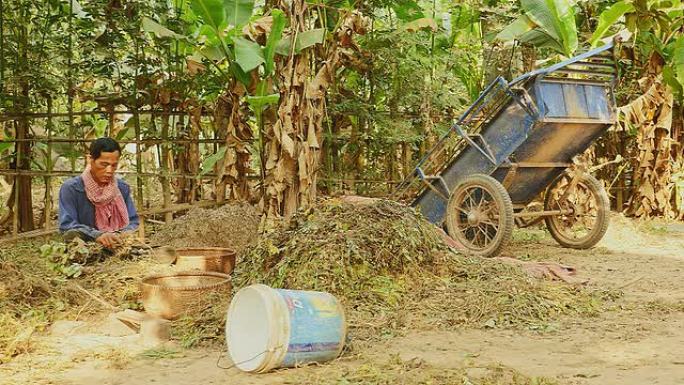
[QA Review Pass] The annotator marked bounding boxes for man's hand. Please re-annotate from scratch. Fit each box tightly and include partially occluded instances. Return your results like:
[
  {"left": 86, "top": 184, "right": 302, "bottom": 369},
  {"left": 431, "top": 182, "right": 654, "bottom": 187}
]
[{"left": 96, "top": 232, "right": 121, "bottom": 249}]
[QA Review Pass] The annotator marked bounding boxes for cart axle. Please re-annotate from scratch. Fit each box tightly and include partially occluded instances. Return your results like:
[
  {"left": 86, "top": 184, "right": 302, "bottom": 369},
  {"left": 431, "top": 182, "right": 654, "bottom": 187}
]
[{"left": 513, "top": 209, "right": 573, "bottom": 218}]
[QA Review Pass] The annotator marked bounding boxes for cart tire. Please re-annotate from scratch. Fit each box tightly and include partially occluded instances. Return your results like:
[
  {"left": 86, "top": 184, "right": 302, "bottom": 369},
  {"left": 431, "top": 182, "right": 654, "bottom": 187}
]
[
  {"left": 445, "top": 174, "right": 514, "bottom": 257},
  {"left": 544, "top": 173, "right": 609, "bottom": 249}
]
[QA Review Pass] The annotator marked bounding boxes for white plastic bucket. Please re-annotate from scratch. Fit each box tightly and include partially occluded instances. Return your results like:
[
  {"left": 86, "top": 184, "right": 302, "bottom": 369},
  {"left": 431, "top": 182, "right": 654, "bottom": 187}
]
[{"left": 225, "top": 284, "right": 347, "bottom": 373}]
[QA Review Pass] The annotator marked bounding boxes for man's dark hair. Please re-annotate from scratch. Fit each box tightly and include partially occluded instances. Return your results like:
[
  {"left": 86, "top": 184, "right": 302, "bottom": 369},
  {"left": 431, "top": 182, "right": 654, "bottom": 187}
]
[{"left": 89, "top": 137, "right": 121, "bottom": 160}]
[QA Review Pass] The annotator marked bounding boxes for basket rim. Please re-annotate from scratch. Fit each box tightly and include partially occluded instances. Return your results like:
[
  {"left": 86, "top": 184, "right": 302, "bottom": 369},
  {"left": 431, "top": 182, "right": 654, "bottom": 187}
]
[
  {"left": 141, "top": 271, "right": 231, "bottom": 292},
  {"left": 175, "top": 247, "right": 236, "bottom": 254},
  {"left": 175, "top": 253, "right": 236, "bottom": 260}
]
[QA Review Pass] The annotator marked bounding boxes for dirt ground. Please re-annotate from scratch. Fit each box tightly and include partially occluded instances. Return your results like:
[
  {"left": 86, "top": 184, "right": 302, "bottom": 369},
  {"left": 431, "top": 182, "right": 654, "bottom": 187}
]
[{"left": 2, "top": 214, "right": 683, "bottom": 385}]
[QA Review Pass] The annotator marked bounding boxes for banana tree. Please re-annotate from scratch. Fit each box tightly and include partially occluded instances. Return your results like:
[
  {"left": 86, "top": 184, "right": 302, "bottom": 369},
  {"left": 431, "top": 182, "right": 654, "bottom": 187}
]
[
  {"left": 142, "top": 0, "right": 329, "bottom": 208},
  {"left": 261, "top": 1, "right": 367, "bottom": 218},
  {"left": 589, "top": 0, "right": 684, "bottom": 96},
  {"left": 449, "top": 3, "right": 486, "bottom": 101},
  {"left": 586, "top": 0, "right": 684, "bottom": 218},
  {"left": 495, "top": 0, "right": 579, "bottom": 58},
  {"left": 143, "top": 0, "right": 265, "bottom": 202}
]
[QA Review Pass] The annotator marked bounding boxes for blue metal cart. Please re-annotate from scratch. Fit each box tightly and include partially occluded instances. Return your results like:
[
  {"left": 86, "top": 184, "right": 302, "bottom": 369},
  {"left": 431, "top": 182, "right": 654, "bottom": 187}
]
[{"left": 395, "top": 43, "right": 618, "bottom": 257}]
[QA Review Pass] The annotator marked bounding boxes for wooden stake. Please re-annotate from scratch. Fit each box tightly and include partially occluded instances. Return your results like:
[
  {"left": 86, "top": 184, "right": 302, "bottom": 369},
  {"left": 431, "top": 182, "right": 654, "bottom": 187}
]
[
  {"left": 160, "top": 108, "right": 173, "bottom": 223},
  {"left": 44, "top": 96, "right": 54, "bottom": 229}
]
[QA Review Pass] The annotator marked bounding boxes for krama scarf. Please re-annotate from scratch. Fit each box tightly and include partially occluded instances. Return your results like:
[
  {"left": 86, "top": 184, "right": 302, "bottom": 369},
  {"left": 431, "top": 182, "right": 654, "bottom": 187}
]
[{"left": 81, "top": 166, "right": 129, "bottom": 231}]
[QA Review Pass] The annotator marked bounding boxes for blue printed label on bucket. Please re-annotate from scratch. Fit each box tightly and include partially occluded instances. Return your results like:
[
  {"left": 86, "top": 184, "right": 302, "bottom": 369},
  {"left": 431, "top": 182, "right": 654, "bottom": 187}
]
[{"left": 276, "top": 289, "right": 345, "bottom": 367}]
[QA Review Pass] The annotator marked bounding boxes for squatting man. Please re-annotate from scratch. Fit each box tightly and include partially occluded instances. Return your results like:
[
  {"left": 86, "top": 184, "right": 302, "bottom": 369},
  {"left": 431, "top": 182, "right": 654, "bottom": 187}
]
[{"left": 58, "top": 137, "right": 139, "bottom": 249}]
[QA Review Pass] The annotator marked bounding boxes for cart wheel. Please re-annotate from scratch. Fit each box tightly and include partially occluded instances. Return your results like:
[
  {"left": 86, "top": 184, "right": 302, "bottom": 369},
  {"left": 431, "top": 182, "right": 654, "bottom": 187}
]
[
  {"left": 445, "top": 174, "right": 514, "bottom": 257},
  {"left": 544, "top": 172, "right": 609, "bottom": 249}
]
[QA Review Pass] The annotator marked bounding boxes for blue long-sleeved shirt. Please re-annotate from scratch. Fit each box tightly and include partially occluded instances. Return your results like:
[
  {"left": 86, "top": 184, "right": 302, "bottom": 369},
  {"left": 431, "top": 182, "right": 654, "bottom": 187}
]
[{"left": 58, "top": 176, "right": 139, "bottom": 240}]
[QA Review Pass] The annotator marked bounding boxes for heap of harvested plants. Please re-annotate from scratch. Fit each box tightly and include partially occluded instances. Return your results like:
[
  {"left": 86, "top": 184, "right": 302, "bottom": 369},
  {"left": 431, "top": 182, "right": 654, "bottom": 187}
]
[
  {"left": 232, "top": 199, "right": 614, "bottom": 340},
  {"left": 40, "top": 235, "right": 151, "bottom": 278},
  {"left": 149, "top": 203, "right": 260, "bottom": 252},
  {"left": 0, "top": 237, "right": 165, "bottom": 362}
]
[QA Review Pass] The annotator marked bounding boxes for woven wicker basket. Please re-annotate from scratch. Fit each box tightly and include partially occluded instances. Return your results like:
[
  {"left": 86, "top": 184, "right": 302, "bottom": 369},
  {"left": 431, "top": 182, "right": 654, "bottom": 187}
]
[
  {"left": 141, "top": 271, "right": 232, "bottom": 320},
  {"left": 174, "top": 247, "right": 237, "bottom": 274}
]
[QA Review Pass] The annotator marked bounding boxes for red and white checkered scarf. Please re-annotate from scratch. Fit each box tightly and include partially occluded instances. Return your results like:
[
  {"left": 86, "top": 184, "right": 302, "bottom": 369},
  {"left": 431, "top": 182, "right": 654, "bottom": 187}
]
[{"left": 81, "top": 166, "right": 129, "bottom": 232}]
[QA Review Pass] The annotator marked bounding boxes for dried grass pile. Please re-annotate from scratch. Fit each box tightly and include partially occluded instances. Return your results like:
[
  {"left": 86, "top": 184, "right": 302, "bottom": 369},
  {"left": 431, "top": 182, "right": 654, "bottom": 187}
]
[
  {"left": 0, "top": 238, "right": 165, "bottom": 362},
  {"left": 0, "top": 241, "right": 83, "bottom": 361},
  {"left": 233, "top": 199, "right": 614, "bottom": 340},
  {"left": 149, "top": 203, "right": 260, "bottom": 252}
]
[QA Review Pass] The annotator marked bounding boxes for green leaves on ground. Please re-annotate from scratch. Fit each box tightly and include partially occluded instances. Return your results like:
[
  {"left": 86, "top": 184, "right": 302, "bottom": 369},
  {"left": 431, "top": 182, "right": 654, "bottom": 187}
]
[{"left": 40, "top": 241, "right": 85, "bottom": 278}]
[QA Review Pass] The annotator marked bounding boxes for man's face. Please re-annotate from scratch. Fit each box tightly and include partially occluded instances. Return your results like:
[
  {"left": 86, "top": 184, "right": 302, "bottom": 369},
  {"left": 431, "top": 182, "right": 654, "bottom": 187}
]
[{"left": 88, "top": 151, "right": 120, "bottom": 184}]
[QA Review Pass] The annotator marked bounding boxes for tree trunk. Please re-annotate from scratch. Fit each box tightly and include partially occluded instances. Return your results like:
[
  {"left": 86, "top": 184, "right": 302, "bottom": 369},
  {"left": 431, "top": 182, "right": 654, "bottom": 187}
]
[
  {"left": 214, "top": 83, "right": 251, "bottom": 202},
  {"left": 621, "top": 75, "right": 677, "bottom": 218}
]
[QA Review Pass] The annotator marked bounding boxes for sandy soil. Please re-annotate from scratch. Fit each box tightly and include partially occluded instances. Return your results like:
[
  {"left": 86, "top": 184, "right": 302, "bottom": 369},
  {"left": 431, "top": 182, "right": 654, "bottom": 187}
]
[{"left": 2, "top": 214, "right": 683, "bottom": 385}]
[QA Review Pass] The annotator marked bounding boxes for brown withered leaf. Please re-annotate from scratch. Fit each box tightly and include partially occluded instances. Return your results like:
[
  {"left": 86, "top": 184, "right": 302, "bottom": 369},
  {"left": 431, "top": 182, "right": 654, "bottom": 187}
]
[
  {"left": 186, "top": 58, "right": 206, "bottom": 75},
  {"left": 298, "top": 151, "right": 308, "bottom": 182},
  {"left": 242, "top": 16, "right": 273, "bottom": 41},
  {"left": 307, "top": 119, "right": 319, "bottom": 148},
  {"left": 281, "top": 132, "right": 295, "bottom": 157}
]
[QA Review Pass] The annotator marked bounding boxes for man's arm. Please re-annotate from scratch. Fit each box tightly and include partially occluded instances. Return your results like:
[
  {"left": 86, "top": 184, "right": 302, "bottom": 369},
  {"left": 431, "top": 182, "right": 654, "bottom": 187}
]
[{"left": 58, "top": 183, "right": 103, "bottom": 241}]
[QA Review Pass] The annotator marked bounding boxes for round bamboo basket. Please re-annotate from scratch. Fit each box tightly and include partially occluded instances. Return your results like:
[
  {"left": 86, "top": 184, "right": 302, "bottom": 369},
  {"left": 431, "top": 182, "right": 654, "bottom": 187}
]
[
  {"left": 174, "top": 247, "right": 237, "bottom": 274},
  {"left": 141, "top": 271, "right": 232, "bottom": 320}
]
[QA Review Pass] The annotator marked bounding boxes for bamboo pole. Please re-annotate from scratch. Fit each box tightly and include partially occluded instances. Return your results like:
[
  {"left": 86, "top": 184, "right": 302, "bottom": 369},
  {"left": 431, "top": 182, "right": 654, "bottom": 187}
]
[
  {"left": 129, "top": 29, "right": 145, "bottom": 236},
  {"left": 0, "top": 200, "right": 225, "bottom": 243},
  {"left": 0, "top": 109, "right": 210, "bottom": 120},
  {"left": 107, "top": 107, "right": 115, "bottom": 137},
  {"left": 10, "top": 12, "right": 18, "bottom": 238},
  {"left": 67, "top": 0, "right": 75, "bottom": 172},
  {"left": 12, "top": 124, "right": 19, "bottom": 238},
  {"left": 160, "top": 108, "right": 172, "bottom": 223},
  {"left": 133, "top": 92, "right": 145, "bottom": 237},
  {"left": 3, "top": 228, "right": 56, "bottom": 244},
  {"left": 0, "top": 108, "right": 420, "bottom": 122},
  {"left": 0, "top": 169, "right": 263, "bottom": 179},
  {"left": 3, "top": 137, "right": 232, "bottom": 144},
  {"left": 616, "top": 131, "right": 626, "bottom": 211},
  {"left": 138, "top": 200, "right": 221, "bottom": 216},
  {"left": 0, "top": 0, "right": 4, "bottom": 93},
  {"left": 44, "top": 96, "right": 54, "bottom": 229}
]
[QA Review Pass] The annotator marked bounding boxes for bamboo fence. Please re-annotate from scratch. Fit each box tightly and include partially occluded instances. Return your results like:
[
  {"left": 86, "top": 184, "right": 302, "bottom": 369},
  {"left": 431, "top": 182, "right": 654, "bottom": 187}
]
[{"left": 0, "top": 107, "right": 237, "bottom": 242}]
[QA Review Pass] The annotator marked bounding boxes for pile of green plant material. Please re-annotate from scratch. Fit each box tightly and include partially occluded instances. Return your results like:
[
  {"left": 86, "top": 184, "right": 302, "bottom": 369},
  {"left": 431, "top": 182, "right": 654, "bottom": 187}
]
[
  {"left": 0, "top": 238, "right": 160, "bottom": 362},
  {"left": 233, "top": 199, "right": 614, "bottom": 340}
]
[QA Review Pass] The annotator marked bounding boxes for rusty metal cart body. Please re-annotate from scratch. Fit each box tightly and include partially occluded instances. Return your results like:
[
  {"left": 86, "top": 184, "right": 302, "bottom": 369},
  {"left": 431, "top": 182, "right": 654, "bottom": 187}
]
[{"left": 395, "top": 43, "right": 618, "bottom": 257}]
